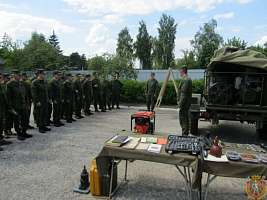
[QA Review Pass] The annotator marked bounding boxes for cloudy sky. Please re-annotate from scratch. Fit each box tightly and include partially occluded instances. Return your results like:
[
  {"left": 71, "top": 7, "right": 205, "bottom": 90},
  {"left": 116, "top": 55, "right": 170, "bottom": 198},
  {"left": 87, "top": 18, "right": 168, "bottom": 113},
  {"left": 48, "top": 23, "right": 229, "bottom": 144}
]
[{"left": 0, "top": 0, "right": 266, "bottom": 59}]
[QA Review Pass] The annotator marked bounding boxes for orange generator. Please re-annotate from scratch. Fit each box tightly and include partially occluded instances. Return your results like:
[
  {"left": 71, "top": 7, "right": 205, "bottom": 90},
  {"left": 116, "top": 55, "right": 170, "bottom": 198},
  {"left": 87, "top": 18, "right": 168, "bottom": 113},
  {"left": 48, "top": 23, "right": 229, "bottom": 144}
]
[{"left": 131, "top": 110, "right": 155, "bottom": 134}]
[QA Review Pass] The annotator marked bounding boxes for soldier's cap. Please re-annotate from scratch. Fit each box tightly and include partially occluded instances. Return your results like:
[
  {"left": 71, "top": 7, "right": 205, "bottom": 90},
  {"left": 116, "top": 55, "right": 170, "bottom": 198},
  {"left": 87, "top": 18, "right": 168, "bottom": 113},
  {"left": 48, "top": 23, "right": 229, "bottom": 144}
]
[
  {"left": 53, "top": 70, "right": 59, "bottom": 75},
  {"left": 2, "top": 73, "right": 10, "bottom": 78},
  {"left": 66, "top": 73, "right": 73, "bottom": 77},
  {"left": 37, "top": 69, "right": 46, "bottom": 74},
  {"left": 21, "top": 72, "right": 28, "bottom": 77},
  {"left": 12, "top": 70, "right": 22, "bottom": 75},
  {"left": 93, "top": 72, "right": 98, "bottom": 75},
  {"left": 151, "top": 72, "right": 155, "bottom": 76},
  {"left": 180, "top": 65, "right": 187, "bottom": 71},
  {"left": 85, "top": 73, "right": 91, "bottom": 77},
  {"left": 76, "top": 73, "right": 81, "bottom": 77}
]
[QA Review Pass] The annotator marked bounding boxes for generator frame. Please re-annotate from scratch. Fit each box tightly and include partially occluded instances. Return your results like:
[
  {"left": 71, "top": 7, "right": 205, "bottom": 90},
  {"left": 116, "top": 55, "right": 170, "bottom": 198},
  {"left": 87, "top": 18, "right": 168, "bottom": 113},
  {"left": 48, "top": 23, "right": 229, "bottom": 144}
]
[{"left": 131, "top": 110, "right": 155, "bottom": 134}]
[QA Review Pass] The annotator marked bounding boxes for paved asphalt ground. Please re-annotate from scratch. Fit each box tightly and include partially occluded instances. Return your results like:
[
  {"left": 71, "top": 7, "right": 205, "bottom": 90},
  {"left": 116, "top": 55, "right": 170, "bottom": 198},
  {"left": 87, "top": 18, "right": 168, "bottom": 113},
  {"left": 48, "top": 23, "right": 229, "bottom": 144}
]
[{"left": 0, "top": 106, "right": 266, "bottom": 200}]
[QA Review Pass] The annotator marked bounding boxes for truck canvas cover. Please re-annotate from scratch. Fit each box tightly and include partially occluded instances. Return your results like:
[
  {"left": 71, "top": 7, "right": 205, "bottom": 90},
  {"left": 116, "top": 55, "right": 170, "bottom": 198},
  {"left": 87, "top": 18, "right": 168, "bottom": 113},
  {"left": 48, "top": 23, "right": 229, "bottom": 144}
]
[{"left": 208, "top": 47, "right": 267, "bottom": 71}]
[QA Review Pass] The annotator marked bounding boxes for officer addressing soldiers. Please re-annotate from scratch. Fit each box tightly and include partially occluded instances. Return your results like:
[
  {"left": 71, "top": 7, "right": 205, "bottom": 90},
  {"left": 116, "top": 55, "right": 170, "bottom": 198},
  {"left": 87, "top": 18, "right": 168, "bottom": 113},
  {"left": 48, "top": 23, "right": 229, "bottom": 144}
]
[
  {"left": 177, "top": 65, "right": 192, "bottom": 136},
  {"left": 50, "top": 70, "right": 64, "bottom": 127},
  {"left": 111, "top": 74, "right": 123, "bottom": 109},
  {"left": 101, "top": 75, "right": 111, "bottom": 110},
  {"left": 7, "top": 70, "right": 32, "bottom": 140},
  {"left": 74, "top": 73, "right": 84, "bottom": 119},
  {"left": 92, "top": 72, "right": 105, "bottom": 112},
  {"left": 83, "top": 74, "right": 93, "bottom": 116},
  {"left": 32, "top": 69, "right": 51, "bottom": 133},
  {"left": 145, "top": 72, "right": 158, "bottom": 111}
]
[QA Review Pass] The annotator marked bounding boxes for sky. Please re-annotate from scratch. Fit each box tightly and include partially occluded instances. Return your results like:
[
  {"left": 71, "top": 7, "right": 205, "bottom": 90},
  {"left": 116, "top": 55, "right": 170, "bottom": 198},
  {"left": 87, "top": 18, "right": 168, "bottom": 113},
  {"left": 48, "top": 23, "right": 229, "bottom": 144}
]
[{"left": 0, "top": 0, "right": 267, "bottom": 60}]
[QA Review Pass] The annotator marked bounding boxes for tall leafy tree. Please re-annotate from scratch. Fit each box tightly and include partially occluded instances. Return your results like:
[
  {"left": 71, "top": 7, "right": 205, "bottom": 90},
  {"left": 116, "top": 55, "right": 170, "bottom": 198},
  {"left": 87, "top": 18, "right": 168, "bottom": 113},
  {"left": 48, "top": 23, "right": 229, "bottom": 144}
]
[
  {"left": 190, "top": 19, "right": 223, "bottom": 56},
  {"left": 134, "top": 20, "right": 152, "bottom": 69},
  {"left": 22, "top": 31, "right": 64, "bottom": 70},
  {"left": 154, "top": 13, "right": 177, "bottom": 69},
  {"left": 224, "top": 36, "right": 247, "bottom": 50},
  {"left": 198, "top": 41, "right": 218, "bottom": 68},
  {"left": 116, "top": 27, "right": 133, "bottom": 60},
  {"left": 180, "top": 49, "right": 198, "bottom": 69}
]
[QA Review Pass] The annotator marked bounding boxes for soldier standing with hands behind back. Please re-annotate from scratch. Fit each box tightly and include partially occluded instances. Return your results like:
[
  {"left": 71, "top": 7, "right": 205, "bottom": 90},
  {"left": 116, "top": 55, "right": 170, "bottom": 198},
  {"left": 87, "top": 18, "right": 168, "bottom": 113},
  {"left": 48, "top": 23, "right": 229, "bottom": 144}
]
[
  {"left": 111, "top": 74, "right": 123, "bottom": 109},
  {"left": 177, "top": 65, "right": 192, "bottom": 136},
  {"left": 145, "top": 72, "right": 158, "bottom": 111},
  {"left": 32, "top": 69, "right": 51, "bottom": 133},
  {"left": 7, "top": 70, "right": 32, "bottom": 140}
]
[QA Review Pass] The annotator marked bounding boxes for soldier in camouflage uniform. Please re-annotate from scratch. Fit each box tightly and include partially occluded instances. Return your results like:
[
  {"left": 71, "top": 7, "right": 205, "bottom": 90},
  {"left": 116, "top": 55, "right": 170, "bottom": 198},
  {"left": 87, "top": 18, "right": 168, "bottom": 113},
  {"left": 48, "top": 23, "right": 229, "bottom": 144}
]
[
  {"left": 21, "top": 72, "right": 34, "bottom": 129},
  {"left": 101, "top": 75, "right": 111, "bottom": 110},
  {"left": 92, "top": 72, "right": 105, "bottom": 112},
  {"left": 30, "top": 71, "right": 39, "bottom": 123},
  {"left": 74, "top": 73, "right": 84, "bottom": 119},
  {"left": 7, "top": 70, "right": 32, "bottom": 140},
  {"left": 111, "top": 74, "right": 123, "bottom": 109},
  {"left": 64, "top": 73, "right": 76, "bottom": 123},
  {"left": 32, "top": 69, "right": 51, "bottom": 133},
  {"left": 50, "top": 70, "right": 64, "bottom": 127},
  {"left": 145, "top": 72, "right": 158, "bottom": 111},
  {"left": 177, "top": 65, "right": 192, "bottom": 136},
  {"left": 83, "top": 74, "right": 93, "bottom": 116},
  {"left": 0, "top": 74, "right": 12, "bottom": 149},
  {"left": 2, "top": 73, "right": 14, "bottom": 139}
]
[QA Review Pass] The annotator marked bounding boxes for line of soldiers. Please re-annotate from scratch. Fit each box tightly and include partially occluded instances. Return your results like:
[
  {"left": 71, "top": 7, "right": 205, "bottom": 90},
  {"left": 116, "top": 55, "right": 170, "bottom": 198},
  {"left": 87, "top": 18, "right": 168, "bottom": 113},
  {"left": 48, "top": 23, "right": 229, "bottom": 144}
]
[{"left": 0, "top": 69, "right": 123, "bottom": 151}]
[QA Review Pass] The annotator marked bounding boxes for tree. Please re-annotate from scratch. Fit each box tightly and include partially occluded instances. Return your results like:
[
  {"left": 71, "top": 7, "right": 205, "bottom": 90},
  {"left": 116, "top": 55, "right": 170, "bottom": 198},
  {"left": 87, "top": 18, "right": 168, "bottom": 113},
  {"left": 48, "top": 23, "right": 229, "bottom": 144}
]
[
  {"left": 154, "top": 13, "right": 177, "bottom": 69},
  {"left": 190, "top": 19, "right": 223, "bottom": 56},
  {"left": 198, "top": 41, "right": 218, "bottom": 68},
  {"left": 49, "top": 30, "right": 62, "bottom": 53},
  {"left": 69, "top": 52, "right": 83, "bottom": 69},
  {"left": 87, "top": 54, "right": 107, "bottom": 75},
  {"left": 116, "top": 27, "right": 133, "bottom": 61},
  {"left": 134, "top": 20, "right": 152, "bottom": 69},
  {"left": 247, "top": 43, "right": 267, "bottom": 57},
  {"left": 179, "top": 49, "right": 198, "bottom": 69},
  {"left": 224, "top": 36, "right": 247, "bottom": 50}
]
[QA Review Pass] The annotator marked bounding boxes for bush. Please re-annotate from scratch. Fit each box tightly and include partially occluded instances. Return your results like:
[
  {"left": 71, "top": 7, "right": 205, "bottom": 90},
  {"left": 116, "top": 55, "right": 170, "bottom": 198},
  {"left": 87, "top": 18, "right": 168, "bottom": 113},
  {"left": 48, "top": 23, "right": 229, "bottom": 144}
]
[{"left": 119, "top": 78, "right": 204, "bottom": 105}]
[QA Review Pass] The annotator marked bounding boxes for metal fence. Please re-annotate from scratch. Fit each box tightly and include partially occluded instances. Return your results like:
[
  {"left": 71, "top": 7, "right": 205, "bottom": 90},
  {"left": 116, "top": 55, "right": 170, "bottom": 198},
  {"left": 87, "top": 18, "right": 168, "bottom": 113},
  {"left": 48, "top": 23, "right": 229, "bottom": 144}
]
[{"left": 0, "top": 69, "right": 205, "bottom": 82}]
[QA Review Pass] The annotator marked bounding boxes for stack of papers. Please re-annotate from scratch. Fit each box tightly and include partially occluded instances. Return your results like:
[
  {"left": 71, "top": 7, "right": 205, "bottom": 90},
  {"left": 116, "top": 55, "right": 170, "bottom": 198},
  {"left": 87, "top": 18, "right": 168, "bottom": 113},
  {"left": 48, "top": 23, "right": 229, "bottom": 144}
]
[
  {"left": 135, "top": 143, "right": 150, "bottom": 150},
  {"left": 122, "top": 137, "right": 140, "bottom": 149},
  {"left": 147, "top": 144, "right": 162, "bottom": 153}
]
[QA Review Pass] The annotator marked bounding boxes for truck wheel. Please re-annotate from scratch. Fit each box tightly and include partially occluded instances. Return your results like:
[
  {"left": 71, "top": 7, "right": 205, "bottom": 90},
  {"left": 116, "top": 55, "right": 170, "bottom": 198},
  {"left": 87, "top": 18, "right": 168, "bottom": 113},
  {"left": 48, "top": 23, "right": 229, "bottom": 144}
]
[
  {"left": 259, "top": 124, "right": 267, "bottom": 140},
  {"left": 190, "top": 114, "right": 199, "bottom": 135}
]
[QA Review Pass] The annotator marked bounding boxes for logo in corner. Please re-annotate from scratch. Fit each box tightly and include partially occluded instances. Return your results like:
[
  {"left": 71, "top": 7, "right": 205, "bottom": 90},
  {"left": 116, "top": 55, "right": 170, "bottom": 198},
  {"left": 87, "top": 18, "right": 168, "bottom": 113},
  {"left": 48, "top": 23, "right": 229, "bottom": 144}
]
[{"left": 246, "top": 175, "right": 266, "bottom": 200}]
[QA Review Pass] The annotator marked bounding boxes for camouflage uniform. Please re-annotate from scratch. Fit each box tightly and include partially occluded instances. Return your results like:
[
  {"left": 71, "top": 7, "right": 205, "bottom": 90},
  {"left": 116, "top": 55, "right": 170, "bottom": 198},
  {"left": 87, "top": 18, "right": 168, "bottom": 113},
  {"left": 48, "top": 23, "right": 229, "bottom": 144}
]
[
  {"left": 92, "top": 73, "right": 104, "bottom": 112},
  {"left": 83, "top": 74, "right": 93, "bottom": 115},
  {"left": 177, "top": 68, "right": 192, "bottom": 136},
  {"left": 32, "top": 70, "right": 51, "bottom": 133},
  {"left": 74, "top": 74, "right": 84, "bottom": 118},
  {"left": 101, "top": 77, "right": 111, "bottom": 110},
  {"left": 145, "top": 73, "right": 158, "bottom": 110},
  {"left": 64, "top": 74, "right": 75, "bottom": 122},
  {"left": 50, "top": 71, "right": 64, "bottom": 127},
  {"left": 7, "top": 70, "right": 31, "bottom": 140},
  {"left": 0, "top": 82, "right": 5, "bottom": 140},
  {"left": 1, "top": 75, "right": 13, "bottom": 136},
  {"left": 111, "top": 75, "right": 123, "bottom": 108}
]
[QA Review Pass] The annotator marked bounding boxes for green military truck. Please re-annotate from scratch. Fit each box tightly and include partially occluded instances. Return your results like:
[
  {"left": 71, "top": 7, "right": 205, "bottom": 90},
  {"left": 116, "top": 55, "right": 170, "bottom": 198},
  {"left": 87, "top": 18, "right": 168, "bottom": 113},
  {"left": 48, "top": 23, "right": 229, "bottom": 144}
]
[{"left": 190, "top": 47, "right": 267, "bottom": 139}]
